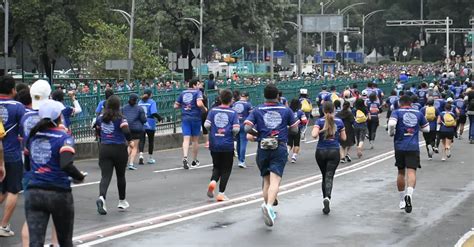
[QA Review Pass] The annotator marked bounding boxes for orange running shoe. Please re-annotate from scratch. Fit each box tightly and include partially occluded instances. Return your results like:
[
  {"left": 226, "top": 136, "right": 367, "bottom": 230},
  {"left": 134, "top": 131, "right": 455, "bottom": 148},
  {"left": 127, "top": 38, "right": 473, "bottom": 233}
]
[
  {"left": 216, "top": 193, "right": 228, "bottom": 202},
  {"left": 207, "top": 180, "right": 216, "bottom": 198}
]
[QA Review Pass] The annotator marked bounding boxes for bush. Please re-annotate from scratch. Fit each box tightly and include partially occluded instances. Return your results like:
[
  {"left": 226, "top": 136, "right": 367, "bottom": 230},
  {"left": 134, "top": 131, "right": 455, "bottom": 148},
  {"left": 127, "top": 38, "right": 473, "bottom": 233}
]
[
  {"left": 378, "top": 59, "right": 392, "bottom": 65},
  {"left": 422, "top": 44, "right": 444, "bottom": 62}
]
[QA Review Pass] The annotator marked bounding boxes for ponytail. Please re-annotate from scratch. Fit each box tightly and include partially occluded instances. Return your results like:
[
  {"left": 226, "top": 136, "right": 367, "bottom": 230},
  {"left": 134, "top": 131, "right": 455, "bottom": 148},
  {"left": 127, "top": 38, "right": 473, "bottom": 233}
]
[{"left": 322, "top": 101, "right": 336, "bottom": 139}]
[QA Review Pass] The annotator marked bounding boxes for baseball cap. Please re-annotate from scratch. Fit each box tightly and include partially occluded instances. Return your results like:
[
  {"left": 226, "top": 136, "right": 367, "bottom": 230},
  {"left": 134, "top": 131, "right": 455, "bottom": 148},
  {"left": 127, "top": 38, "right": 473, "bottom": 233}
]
[
  {"left": 300, "top": 89, "right": 308, "bottom": 94},
  {"left": 429, "top": 83, "right": 434, "bottom": 88},
  {"left": 30, "top": 80, "right": 51, "bottom": 110},
  {"left": 446, "top": 97, "right": 453, "bottom": 102},
  {"left": 361, "top": 90, "right": 368, "bottom": 96},
  {"left": 38, "top": 99, "right": 65, "bottom": 121}
]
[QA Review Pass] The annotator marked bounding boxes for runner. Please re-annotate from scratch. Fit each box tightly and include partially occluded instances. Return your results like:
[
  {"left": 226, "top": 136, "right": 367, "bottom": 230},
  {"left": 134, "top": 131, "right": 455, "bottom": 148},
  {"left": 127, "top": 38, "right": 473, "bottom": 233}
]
[
  {"left": 244, "top": 84, "right": 299, "bottom": 227},
  {"left": 138, "top": 89, "right": 163, "bottom": 165},
  {"left": 312, "top": 101, "right": 346, "bottom": 214},
  {"left": 437, "top": 102, "right": 457, "bottom": 161},
  {"left": 287, "top": 98, "right": 308, "bottom": 163},
  {"left": 95, "top": 89, "right": 114, "bottom": 116},
  {"left": 51, "top": 90, "right": 82, "bottom": 134},
  {"left": 336, "top": 101, "right": 355, "bottom": 163},
  {"left": 466, "top": 83, "right": 474, "bottom": 144},
  {"left": 317, "top": 86, "right": 330, "bottom": 116},
  {"left": 299, "top": 89, "right": 312, "bottom": 141},
  {"left": 94, "top": 95, "right": 133, "bottom": 215},
  {"left": 174, "top": 79, "right": 208, "bottom": 169},
  {"left": 278, "top": 91, "right": 288, "bottom": 107},
  {"left": 232, "top": 91, "right": 253, "bottom": 168},
  {"left": 204, "top": 89, "right": 240, "bottom": 201},
  {"left": 384, "top": 90, "right": 399, "bottom": 130},
  {"left": 367, "top": 93, "right": 381, "bottom": 149},
  {"left": 23, "top": 100, "right": 86, "bottom": 246},
  {"left": 0, "top": 76, "right": 26, "bottom": 237},
  {"left": 388, "top": 95, "right": 429, "bottom": 213},
  {"left": 417, "top": 82, "right": 429, "bottom": 107},
  {"left": 122, "top": 94, "right": 147, "bottom": 170},
  {"left": 420, "top": 99, "right": 439, "bottom": 160},
  {"left": 454, "top": 93, "right": 467, "bottom": 139},
  {"left": 352, "top": 98, "right": 370, "bottom": 158}
]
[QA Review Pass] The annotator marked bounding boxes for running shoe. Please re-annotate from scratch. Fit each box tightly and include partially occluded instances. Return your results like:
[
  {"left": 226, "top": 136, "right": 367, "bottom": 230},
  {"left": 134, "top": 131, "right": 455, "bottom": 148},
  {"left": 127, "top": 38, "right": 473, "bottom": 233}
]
[
  {"left": 291, "top": 157, "right": 297, "bottom": 163},
  {"left": 399, "top": 200, "right": 406, "bottom": 210},
  {"left": 0, "top": 224, "right": 14, "bottom": 237},
  {"left": 273, "top": 198, "right": 279, "bottom": 206},
  {"left": 207, "top": 180, "right": 216, "bottom": 198},
  {"left": 238, "top": 162, "right": 247, "bottom": 168},
  {"left": 446, "top": 148, "right": 451, "bottom": 158},
  {"left": 147, "top": 158, "right": 156, "bottom": 164},
  {"left": 322, "top": 197, "right": 331, "bottom": 215},
  {"left": 441, "top": 156, "right": 447, "bottom": 161},
  {"left": 345, "top": 155, "right": 352, "bottom": 162},
  {"left": 404, "top": 195, "right": 412, "bottom": 213},
  {"left": 427, "top": 152, "right": 432, "bottom": 160},
  {"left": 369, "top": 141, "right": 374, "bottom": 150},
  {"left": 127, "top": 164, "right": 138, "bottom": 170},
  {"left": 191, "top": 160, "right": 200, "bottom": 168},
  {"left": 216, "top": 193, "right": 229, "bottom": 202},
  {"left": 340, "top": 158, "right": 346, "bottom": 163},
  {"left": 433, "top": 147, "right": 439, "bottom": 153},
  {"left": 96, "top": 196, "right": 107, "bottom": 215},
  {"left": 183, "top": 158, "right": 189, "bottom": 169},
  {"left": 117, "top": 200, "right": 130, "bottom": 210},
  {"left": 138, "top": 156, "right": 144, "bottom": 165},
  {"left": 262, "top": 204, "right": 276, "bottom": 227}
]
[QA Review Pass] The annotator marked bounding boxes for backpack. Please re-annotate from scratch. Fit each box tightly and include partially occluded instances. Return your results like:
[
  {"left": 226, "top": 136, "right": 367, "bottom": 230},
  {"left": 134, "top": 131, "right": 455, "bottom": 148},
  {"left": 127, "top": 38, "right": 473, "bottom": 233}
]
[
  {"left": 355, "top": 110, "right": 368, "bottom": 123},
  {"left": 425, "top": 106, "right": 436, "bottom": 121},
  {"left": 301, "top": 98, "right": 312, "bottom": 113},
  {"left": 443, "top": 112, "right": 456, "bottom": 127},
  {"left": 330, "top": 92, "right": 340, "bottom": 103}
]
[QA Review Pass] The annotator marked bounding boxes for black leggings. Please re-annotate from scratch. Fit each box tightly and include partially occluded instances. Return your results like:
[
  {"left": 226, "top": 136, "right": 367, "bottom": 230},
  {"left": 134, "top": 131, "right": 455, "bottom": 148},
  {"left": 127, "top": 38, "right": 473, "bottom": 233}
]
[
  {"left": 25, "top": 188, "right": 74, "bottom": 247},
  {"left": 315, "top": 149, "right": 340, "bottom": 199},
  {"left": 99, "top": 144, "right": 128, "bottom": 200},
  {"left": 139, "top": 130, "right": 155, "bottom": 155},
  {"left": 423, "top": 131, "right": 436, "bottom": 150},
  {"left": 367, "top": 118, "right": 379, "bottom": 141},
  {"left": 210, "top": 151, "right": 234, "bottom": 193}
]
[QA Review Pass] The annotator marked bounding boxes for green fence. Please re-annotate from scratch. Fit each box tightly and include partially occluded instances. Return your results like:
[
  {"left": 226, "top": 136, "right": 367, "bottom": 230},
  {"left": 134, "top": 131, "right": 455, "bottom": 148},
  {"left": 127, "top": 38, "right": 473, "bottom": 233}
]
[{"left": 68, "top": 76, "right": 431, "bottom": 143}]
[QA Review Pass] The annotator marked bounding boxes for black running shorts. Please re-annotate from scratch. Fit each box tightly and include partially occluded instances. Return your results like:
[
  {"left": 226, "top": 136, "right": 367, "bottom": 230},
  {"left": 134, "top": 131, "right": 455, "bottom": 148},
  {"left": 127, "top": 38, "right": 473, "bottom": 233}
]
[{"left": 395, "top": 150, "right": 421, "bottom": 170}]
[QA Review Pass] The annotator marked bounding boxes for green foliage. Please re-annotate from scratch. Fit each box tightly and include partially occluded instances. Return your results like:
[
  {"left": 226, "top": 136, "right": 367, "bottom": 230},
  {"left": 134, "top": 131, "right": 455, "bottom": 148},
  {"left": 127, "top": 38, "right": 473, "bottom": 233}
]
[{"left": 74, "top": 21, "right": 166, "bottom": 79}]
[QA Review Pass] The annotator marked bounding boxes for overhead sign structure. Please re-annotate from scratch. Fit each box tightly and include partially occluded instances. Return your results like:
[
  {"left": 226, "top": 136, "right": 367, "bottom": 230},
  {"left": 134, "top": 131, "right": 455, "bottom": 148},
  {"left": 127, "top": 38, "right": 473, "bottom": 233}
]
[
  {"left": 425, "top": 28, "right": 471, "bottom": 34},
  {"left": 105, "top": 60, "right": 134, "bottom": 70},
  {"left": 302, "top": 15, "right": 343, "bottom": 33},
  {"left": 386, "top": 19, "right": 453, "bottom": 26},
  {"left": 0, "top": 57, "right": 16, "bottom": 70}
]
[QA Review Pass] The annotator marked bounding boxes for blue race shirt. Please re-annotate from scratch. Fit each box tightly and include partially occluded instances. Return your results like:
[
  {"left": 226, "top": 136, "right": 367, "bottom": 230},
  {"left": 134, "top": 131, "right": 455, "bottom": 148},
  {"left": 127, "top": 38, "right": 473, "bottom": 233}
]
[
  {"left": 20, "top": 110, "right": 41, "bottom": 141},
  {"left": 420, "top": 106, "right": 439, "bottom": 131},
  {"left": 0, "top": 96, "right": 26, "bottom": 162},
  {"left": 205, "top": 106, "right": 239, "bottom": 152},
  {"left": 25, "top": 127, "right": 75, "bottom": 191},
  {"left": 95, "top": 100, "right": 105, "bottom": 115},
  {"left": 390, "top": 107, "right": 428, "bottom": 151},
  {"left": 439, "top": 111, "right": 456, "bottom": 133},
  {"left": 232, "top": 100, "right": 253, "bottom": 124},
  {"left": 96, "top": 116, "right": 129, "bottom": 145},
  {"left": 293, "top": 109, "right": 307, "bottom": 129},
  {"left": 323, "top": 92, "right": 340, "bottom": 102},
  {"left": 417, "top": 88, "right": 428, "bottom": 105},
  {"left": 176, "top": 89, "right": 203, "bottom": 121},
  {"left": 411, "top": 102, "right": 422, "bottom": 111},
  {"left": 451, "top": 86, "right": 463, "bottom": 99},
  {"left": 138, "top": 98, "right": 158, "bottom": 130},
  {"left": 280, "top": 96, "right": 288, "bottom": 106},
  {"left": 315, "top": 117, "right": 345, "bottom": 150},
  {"left": 318, "top": 91, "right": 330, "bottom": 104},
  {"left": 61, "top": 105, "right": 74, "bottom": 129},
  {"left": 454, "top": 99, "right": 466, "bottom": 115},
  {"left": 245, "top": 103, "right": 298, "bottom": 145},
  {"left": 367, "top": 101, "right": 381, "bottom": 119},
  {"left": 433, "top": 98, "right": 445, "bottom": 112},
  {"left": 386, "top": 96, "right": 399, "bottom": 111}
]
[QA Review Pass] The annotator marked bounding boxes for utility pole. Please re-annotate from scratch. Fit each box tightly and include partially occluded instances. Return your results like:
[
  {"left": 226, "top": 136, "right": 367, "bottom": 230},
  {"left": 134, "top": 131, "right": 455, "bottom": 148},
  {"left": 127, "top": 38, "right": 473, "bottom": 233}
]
[
  {"left": 270, "top": 32, "right": 274, "bottom": 81},
  {"left": 127, "top": 0, "right": 135, "bottom": 84},
  {"left": 420, "top": 0, "right": 424, "bottom": 62},
  {"left": 3, "top": 0, "right": 9, "bottom": 75},
  {"left": 296, "top": 0, "right": 302, "bottom": 76},
  {"left": 446, "top": 16, "right": 449, "bottom": 71},
  {"left": 199, "top": 0, "right": 203, "bottom": 80}
]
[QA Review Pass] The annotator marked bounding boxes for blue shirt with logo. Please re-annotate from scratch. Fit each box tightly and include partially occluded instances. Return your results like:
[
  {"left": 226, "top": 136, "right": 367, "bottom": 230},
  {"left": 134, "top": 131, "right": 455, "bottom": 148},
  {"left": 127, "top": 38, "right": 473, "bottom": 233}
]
[
  {"left": 433, "top": 98, "right": 445, "bottom": 112},
  {"left": 61, "top": 105, "right": 74, "bottom": 130},
  {"left": 0, "top": 97, "right": 26, "bottom": 162},
  {"left": 293, "top": 109, "right": 307, "bottom": 130},
  {"left": 176, "top": 89, "right": 203, "bottom": 121},
  {"left": 386, "top": 95, "right": 399, "bottom": 111},
  {"left": 390, "top": 107, "right": 428, "bottom": 151},
  {"left": 232, "top": 100, "right": 253, "bottom": 125},
  {"left": 318, "top": 91, "right": 330, "bottom": 104},
  {"left": 245, "top": 103, "right": 298, "bottom": 145},
  {"left": 367, "top": 101, "right": 381, "bottom": 119},
  {"left": 315, "top": 117, "right": 345, "bottom": 150},
  {"left": 451, "top": 86, "right": 464, "bottom": 99},
  {"left": 25, "top": 128, "right": 75, "bottom": 191},
  {"left": 20, "top": 110, "right": 41, "bottom": 141},
  {"left": 454, "top": 98, "right": 466, "bottom": 115},
  {"left": 138, "top": 98, "right": 158, "bottom": 130},
  {"left": 206, "top": 106, "right": 239, "bottom": 152},
  {"left": 96, "top": 116, "right": 129, "bottom": 145},
  {"left": 417, "top": 88, "right": 428, "bottom": 105}
]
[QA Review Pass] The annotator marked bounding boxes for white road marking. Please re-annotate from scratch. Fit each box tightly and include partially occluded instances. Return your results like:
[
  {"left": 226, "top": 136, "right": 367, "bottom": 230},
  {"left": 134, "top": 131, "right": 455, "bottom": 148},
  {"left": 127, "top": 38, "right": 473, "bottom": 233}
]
[{"left": 74, "top": 150, "right": 396, "bottom": 245}]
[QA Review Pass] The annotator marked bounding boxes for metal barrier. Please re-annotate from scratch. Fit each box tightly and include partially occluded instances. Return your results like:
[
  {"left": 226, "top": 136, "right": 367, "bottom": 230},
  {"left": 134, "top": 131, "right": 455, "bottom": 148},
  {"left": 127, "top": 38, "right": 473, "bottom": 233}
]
[{"left": 66, "top": 76, "right": 430, "bottom": 143}]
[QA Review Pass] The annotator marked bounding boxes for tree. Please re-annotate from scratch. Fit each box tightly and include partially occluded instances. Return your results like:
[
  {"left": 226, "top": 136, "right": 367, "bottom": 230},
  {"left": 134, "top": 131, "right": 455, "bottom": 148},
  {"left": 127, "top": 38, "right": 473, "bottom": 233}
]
[{"left": 74, "top": 21, "right": 166, "bottom": 79}]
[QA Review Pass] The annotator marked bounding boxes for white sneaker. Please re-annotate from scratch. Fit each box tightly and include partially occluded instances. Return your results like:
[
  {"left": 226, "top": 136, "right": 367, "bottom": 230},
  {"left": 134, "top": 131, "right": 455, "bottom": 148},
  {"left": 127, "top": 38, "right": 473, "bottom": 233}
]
[
  {"left": 118, "top": 200, "right": 130, "bottom": 210},
  {"left": 399, "top": 200, "right": 406, "bottom": 210},
  {"left": 238, "top": 162, "right": 247, "bottom": 168},
  {"left": 0, "top": 224, "right": 14, "bottom": 237},
  {"left": 96, "top": 196, "right": 107, "bottom": 215}
]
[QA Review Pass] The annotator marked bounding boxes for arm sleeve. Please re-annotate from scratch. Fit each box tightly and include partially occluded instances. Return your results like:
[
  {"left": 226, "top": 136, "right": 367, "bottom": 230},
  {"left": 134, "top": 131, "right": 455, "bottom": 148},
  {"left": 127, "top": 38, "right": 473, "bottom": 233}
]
[
  {"left": 232, "top": 112, "right": 240, "bottom": 136},
  {"left": 120, "top": 119, "right": 132, "bottom": 141},
  {"left": 73, "top": 100, "right": 82, "bottom": 115},
  {"left": 388, "top": 111, "right": 398, "bottom": 136},
  {"left": 95, "top": 101, "right": 103, "bottom": 114},
  {"left": 60, "top": 152, "right": 84, "bottom": 180},
  {"left": 288, "top": 109, "right": 299, "bottom": 135}
]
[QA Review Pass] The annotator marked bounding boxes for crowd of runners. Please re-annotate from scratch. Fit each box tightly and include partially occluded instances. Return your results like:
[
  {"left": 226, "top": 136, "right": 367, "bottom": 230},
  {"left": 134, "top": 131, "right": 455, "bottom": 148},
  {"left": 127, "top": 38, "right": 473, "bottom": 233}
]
[{"left": 0, "top": 67, "right": 473, "bottom": 245}]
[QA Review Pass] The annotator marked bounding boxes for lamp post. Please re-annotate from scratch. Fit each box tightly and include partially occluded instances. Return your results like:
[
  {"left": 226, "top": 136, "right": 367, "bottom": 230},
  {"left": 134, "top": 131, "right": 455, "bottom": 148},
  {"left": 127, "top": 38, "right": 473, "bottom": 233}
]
[
  {"left": 336, "top": 2, "right": 366, "bottom": 70},
  {"left": 297, "top": 0, "right": 302, "bottom": 76},
  {"left": 110, "top": 0, "right": 135, "bottom": 84},
  {"left": 181, "top": 17, "right": 203, "bottom": 80},
  {"left": 2, "top": 0, "right": 8, "bottom": 75},
  {"left": 362, "top": 9, "right": 385, "bottom": 64}
]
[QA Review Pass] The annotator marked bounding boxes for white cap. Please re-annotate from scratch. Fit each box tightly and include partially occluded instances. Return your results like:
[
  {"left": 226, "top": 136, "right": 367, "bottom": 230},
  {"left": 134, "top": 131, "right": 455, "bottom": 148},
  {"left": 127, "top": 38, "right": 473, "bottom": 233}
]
[
  {"left": 361, "top": 90, "right": 368, "bottom": 96},
  {"left": 30, "top": 80, "right": 52, "bottom": 110},
  {"left": 429, "top": 83, "right": 435, "bottom": 88},
  {"left": 300, "top": 89, "right": 308, "bottom": 94},
  {"left": 446, "top": 97, "right": 453, "bottom": 102},
  {"left": 38, "top": 99, "right": 65, "bottom": 121}
]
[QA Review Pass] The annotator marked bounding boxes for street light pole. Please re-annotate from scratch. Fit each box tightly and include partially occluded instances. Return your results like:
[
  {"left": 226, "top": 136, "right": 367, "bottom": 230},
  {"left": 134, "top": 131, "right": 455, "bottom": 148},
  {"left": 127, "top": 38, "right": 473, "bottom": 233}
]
[
  {"left": 420, "top": 0, "right": 423, "bottom": 62},
  {"left": 270, "top": 32, "right": 275, "bottom": 81},
  {"left": 128, "top": 0, "right": 135, "bottom": 84},
  {"left": 336, "top": 3, "right": 366, "bottom": 70},
  {"left": 297, "top": 0, "right": 302, "bottom": 76},
  {"left": 362, "top": 9, "right": 385, "bottom": 64},
  {"left": 199, "top": 0, "right": 203, "bottom": 80},
  {"left": 3, "top": 0, "right": 9, "bottom": 75}
]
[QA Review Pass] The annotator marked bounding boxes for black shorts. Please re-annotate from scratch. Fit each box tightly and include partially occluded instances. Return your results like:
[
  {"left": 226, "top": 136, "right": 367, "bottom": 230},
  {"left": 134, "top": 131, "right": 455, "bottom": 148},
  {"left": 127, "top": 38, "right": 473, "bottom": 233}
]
[
  {"left": 395, "top": 150, "right": 420, "bottom": 170},
  {"left": 287, "top": 131, "right": 301, "bottom": 147},
  {"left": 130, "top": 131, "right": 143, "bottom": 140},
  {"left": 438, "top": 131, "right": 454, "bottom": 140},
  {"left": 458, "top": 115, "right": 467, "bottom": 124},
  {"left": 201, "top": 117, "right": 208, "bottom": 135},
  {"left": 0, "top": 160, "right": 24, "bottom": 194}
]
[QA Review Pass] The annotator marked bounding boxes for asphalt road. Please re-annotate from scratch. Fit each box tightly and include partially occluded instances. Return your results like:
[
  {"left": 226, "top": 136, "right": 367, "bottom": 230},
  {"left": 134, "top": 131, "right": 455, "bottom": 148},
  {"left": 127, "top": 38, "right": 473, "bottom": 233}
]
[{"left": 1, "top": 116, "right": 473, "bottom": 247}]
